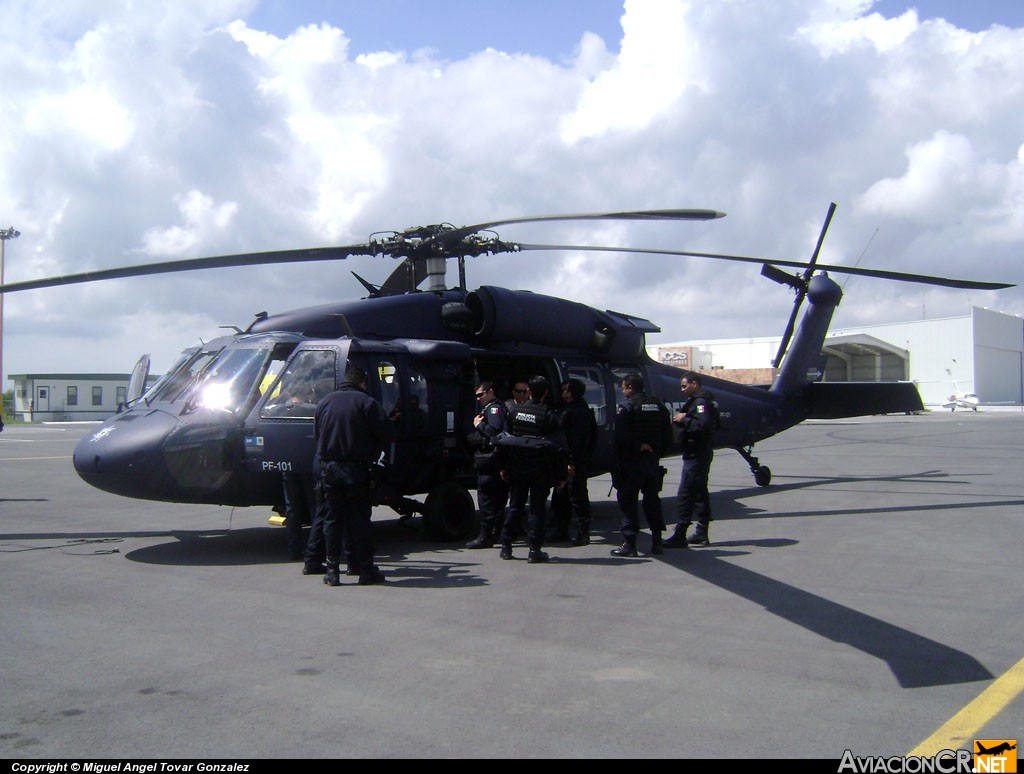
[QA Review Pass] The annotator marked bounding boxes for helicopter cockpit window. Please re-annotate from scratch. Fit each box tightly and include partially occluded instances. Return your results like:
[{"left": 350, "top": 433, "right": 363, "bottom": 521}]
[
  {"left": 261, "top": 350, "right": 337, "bottom": 420},
  {"left": 377, "top": 362, "right": 400, "bottom": 419},
  {"left": 187, "top": 347, "right": 269, "bottom": 414},
  {"left": 144, "top": 348, "right": 217, "bottom": 404}
]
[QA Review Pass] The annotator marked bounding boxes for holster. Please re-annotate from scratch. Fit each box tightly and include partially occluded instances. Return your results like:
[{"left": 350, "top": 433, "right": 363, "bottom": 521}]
[{"left": 319, "top": 460, "right": 372, "bottom": 500}]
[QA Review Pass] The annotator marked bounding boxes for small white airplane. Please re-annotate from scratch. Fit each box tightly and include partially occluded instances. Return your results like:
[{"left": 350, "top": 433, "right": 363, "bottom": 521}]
[{"left": 942, "top": 382, "right": 980, "bottom": 412}]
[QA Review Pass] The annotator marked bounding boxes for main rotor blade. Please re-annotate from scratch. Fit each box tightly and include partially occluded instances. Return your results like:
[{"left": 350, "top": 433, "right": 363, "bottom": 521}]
[
  {"left": 433, "top": 209, "right": 726, "bottom": 247},
  {"left": 0, "top": 245, "right": 375, "bottom": 294},
  {"left": 375, "top": 210, "right": 727, "bottom": 295},
  {"left": 517, "top": 243, "right": 1014, "bottom": 291}
]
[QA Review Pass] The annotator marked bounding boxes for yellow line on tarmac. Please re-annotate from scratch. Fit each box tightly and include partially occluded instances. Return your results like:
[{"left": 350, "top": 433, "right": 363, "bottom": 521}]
[
  {"left": 909, "top": 655, "right": 1024, "bottom": 755},
  {"left": 1, "top": 455, "right": 73, "bottom": 461}
]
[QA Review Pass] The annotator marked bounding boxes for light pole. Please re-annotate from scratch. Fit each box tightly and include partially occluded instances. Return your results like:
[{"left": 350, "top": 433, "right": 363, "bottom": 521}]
[{"left": 0, "top": 226, "right": 21, "bottom": 418}]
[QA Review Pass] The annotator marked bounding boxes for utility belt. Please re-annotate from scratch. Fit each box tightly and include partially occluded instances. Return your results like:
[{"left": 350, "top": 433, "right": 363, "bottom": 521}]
[
  {"left": 317, "top": 457, "right": 376, "bottom": 498},
  {"left": 610, "top": 460, "right": 668, "bottom": 493},
  {"left": 473, "top": 447, "right": 502, "bottom": 473}
]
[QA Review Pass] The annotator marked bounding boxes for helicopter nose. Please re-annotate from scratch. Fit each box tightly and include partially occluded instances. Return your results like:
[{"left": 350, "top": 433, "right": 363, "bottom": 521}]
[{"left": 73, "top": 411, "right": 179, "bottom": 499}]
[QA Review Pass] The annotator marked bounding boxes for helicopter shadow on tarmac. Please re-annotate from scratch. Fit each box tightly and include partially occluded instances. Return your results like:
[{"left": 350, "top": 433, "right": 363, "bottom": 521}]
[
  {"left": 120, "top": 519, "right": 490, "bottom": 589},
  {"left": 360, "top": 517, "right": 490, "bottom": 588},
  {"left": 652, "top": 546, "right": 994, "bottom": 689},
  {"left": 45, "top": 482, "right": 1002, "bottom": 684},
  {"left": 573, "top": 504, "right": 994, "bottom": 689},
  {"left": 707, "top": 469, "right": 1017, "bottom": 523},
  {"left": 637, "top": 468, "right": 999, "bottom": 690}
]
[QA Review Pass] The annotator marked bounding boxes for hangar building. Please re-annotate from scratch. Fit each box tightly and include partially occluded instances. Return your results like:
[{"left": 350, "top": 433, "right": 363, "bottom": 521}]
[{"left": 648, "top": 307, "right": 1024, "bottom": 407}]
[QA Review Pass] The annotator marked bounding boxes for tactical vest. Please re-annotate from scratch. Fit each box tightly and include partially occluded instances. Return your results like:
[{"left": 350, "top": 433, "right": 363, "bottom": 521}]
[
  {"left": 509, "top": 402, "right": 551, "bottom": 438},
  {"left": 633, "top": 395, "right": 668, "bottom": 449}
]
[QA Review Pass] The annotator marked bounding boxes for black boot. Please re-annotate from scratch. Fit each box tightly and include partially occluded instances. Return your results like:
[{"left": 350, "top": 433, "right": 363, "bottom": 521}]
[
  {"left": 689, "top": 523, "right": 710, "bottom": 546},
  {"left": 499, "top": 543, "right": 514, "bottom": 560},
  {"left": 610, "top": 540, "right": 638, "bottom": 558},
  {"left": 651, "top": 532, "right": 664, "bottom": 556},
  {"left": 527, "top": 548, "right": 549, "bottom": 564},
  {"left": 571, "top": 521, "right": 591, "bottom": 546},
  {"left": 323, "top": 558, "right": 341, "bottom": 587},
  {"left": 358, "top": 565, "right": 386, "bottom": 585},
  {"left": 663, "top": 528, "right": 689, "bottom": 548},
  {"left": 466, "top": 524, "right": 494, "bottom": 549}
]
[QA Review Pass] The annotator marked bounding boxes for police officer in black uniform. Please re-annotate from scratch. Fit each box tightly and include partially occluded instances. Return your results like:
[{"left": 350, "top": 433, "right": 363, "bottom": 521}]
[
  {"left": 612, "top": 372, "right": 673, "bottom": 557},
  {"left": 550, "top": 378, "right": 597, "bottom": 546},
  {"left": 465, "top": 381, "right": 508, "bottom": 549},
  {"left": 281, "top": 471, "right": 327, "bottom": 575},
  {"left": 665, "top": 372, "right": 716, "bottom": 548},
  {"left": 314, "top": 365, "right": 393, "bottom": 586},
  {"left": 497, "top": 375, "right": 566, "bottom": 563}
]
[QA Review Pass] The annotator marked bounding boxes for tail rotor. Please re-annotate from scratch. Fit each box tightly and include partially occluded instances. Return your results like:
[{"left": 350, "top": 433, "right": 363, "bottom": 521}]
[{"left": 765, "top": 202, "right": 837, "bottom": 368}]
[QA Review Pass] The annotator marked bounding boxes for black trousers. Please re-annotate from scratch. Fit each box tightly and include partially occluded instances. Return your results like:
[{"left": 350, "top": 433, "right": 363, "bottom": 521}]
[
  {"left": 282, "top": 472, "right": 325, "bottom": 564},
  {"left": 502, "top": 476, "right": 551, "bottom": 550},
  {"left": 322, "top": 463, "right": 374, "bottom": 572},
  {"left": 551, "top": 465, "right": 591, "bottom": 534},
  {"left": 476, "top": 472, "right": 509, "bottom": 531},
  {"left": 616, "top": 453, "right": 665, "bottom": 541},
  {"left": 676, "top": 451, "right": 713, "bottom": 528}
]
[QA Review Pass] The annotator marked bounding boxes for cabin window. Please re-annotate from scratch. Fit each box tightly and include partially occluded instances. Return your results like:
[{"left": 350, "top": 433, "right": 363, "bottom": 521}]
[
  {"left": 406, "top": 363, "right": 429, "bottom": 432},
  {"left": 567, "top": 366, "right": 607, "bottom": 425},
  {"left": 376, "top": 361, "right": 400, "bottom": 419},
  {"left": 261, "top": 349, "right": 337, "bottom": 420},
  {"left": 92, "top": 386, "right": 103, "bottom": 406},
  {"left": 610, "top": 366, "right": 642, "bottom": 411},
  {"left": 67, "top": 386, "right": 78, "bottom": 406}
]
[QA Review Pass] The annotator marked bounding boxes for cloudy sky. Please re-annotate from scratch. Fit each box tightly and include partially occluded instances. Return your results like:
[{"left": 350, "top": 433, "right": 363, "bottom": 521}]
[{"left": 1, "top": 0, "right": 1023, "bottom": 387}]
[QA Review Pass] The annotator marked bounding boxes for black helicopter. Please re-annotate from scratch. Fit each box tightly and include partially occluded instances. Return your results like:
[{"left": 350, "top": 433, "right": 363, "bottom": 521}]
[{"left": 0, "top": 205, "right": 1012, "bottom": 540}]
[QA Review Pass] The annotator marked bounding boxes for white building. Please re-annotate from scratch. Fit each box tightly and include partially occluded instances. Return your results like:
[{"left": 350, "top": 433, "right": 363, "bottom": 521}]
[
  {"left": 649, "top": 307, "right": 1024, "bottom": 407},
  {"left": 10, "top": 373, "right": 157, "bottom": 422}
]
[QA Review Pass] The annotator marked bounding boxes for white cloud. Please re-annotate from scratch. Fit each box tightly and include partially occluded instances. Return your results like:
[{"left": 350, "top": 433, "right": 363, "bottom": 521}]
[
  {"left": 0, "top": 0, "right": 1023, "bottom": 383},
  {"left": 857, "top": 131, "right": 975, "bottom": 218},
  {"left": 141, "top": 191, "right": 239, "bottom": 256},
  {"left": 798, "top": 5, "right": 918, "bottom": 56},
  {"left": 560, "top": 0, "right": 700, "bottom": 143}
]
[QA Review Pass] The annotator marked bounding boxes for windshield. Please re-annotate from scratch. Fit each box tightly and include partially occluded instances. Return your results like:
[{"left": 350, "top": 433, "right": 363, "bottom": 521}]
[
  {"left": 142, "top": 347, "right": 217, "bottom": 404},
  {"left": 187, "top": 347, "right": 271, "bottom": 414}
]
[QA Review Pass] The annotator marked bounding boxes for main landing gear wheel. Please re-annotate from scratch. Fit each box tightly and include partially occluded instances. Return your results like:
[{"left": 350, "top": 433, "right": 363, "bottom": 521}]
[
  {"left": 423, "top": 481, "right": 477, "bottom": 542},
  {"left": 736, "top": 446, "right": 772, "bottom": 487}
]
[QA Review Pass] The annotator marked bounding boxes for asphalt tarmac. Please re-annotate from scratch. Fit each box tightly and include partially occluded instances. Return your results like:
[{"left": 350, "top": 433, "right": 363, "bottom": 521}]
[{"left": 1, "top": 411, "right": 1022, "bottom": 759}]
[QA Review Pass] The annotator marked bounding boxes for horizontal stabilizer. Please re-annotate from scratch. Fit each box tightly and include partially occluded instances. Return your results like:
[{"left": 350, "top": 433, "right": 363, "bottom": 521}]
[{"left": 806, "top": 382, "right": 923, "bottom": 419}]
